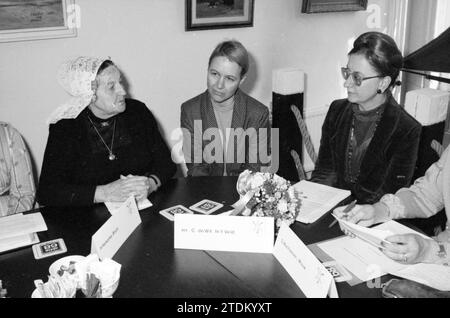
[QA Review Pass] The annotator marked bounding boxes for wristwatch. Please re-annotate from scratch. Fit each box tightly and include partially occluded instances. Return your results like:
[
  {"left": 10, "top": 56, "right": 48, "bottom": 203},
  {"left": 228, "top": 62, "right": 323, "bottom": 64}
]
[{"left": 437, "top": 242, "right": 448, "bottom": 266}]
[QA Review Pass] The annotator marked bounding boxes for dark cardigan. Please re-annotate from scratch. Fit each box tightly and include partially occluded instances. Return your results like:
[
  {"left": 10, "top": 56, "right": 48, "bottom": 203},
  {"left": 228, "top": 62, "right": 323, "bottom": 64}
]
[
  {"left": 311, "top": 97, "right": 421, "bottom": 204},
  {"left": 38, "top": 99, "right": 176, "bottom": 207}
]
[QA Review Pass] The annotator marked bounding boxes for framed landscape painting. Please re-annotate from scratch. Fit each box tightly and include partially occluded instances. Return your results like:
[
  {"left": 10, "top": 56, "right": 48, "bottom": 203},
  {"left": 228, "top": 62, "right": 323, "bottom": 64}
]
[
  {"left": 0, "top": 0, "right": 77, "bottom": 43},
  {"left": 302, "top": 0, "right": 368, "bottom": 13},
  {"left": 186, "top": 0, "right": 254, "bottom": 31}
]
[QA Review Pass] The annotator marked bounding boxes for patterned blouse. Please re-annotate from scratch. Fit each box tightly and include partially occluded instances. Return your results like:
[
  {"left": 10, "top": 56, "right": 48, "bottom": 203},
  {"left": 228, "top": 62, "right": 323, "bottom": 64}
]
[{"left": 0, "top": 122, "right": 36, "bottom": 216}]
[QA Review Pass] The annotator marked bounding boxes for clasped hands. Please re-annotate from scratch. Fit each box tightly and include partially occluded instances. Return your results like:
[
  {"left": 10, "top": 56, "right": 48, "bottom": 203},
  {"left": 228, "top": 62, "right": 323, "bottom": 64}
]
[
  {"left": 333, "top": 204, "right": 432, "bottom": 265},
  {"left": 95, "top": 174, "right": 158, "bottom": 203}
]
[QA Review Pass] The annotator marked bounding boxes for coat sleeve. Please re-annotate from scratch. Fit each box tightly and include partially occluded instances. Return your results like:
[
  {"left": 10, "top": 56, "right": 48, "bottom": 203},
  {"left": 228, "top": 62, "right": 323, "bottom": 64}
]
[
  {"left": 181, "top": 103, "right": 211, "bottom": 176},
  {"left": 0, "top": 125, "right": 35, "bottom": 215},
  {"left": 382, "top": 147, "right": 450, "bottom": 266},
  {"left": 382, "top": 120, "right": 421, "bottom": 194},
  {"left": 37, "top": 122, "right": 97, "bottom": 207},
  {"left": 392, "top": 145, "right": 448, "bottom": 220},
  {"left": 310, "top": 102, "right": 338, "bottom": 186},
  {"left": 234, "top": 105, "right": 270, "bottom": 175}
]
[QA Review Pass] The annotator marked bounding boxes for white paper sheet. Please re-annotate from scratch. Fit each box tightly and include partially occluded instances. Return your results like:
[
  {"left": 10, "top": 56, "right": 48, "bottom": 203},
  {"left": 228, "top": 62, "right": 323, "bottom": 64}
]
[
  {"left": 293, "top": 181, "right": 350, "bottom": 224},
  {"left": 0, "top": 213, "right": 47, "bottom": 240},
  {"left": 318, "top": 235, "right": 403, "bottom": 282},
  {"left": 318, "top": 220, "right": 450, "bottom": 290},
  {"left": 374, "top": 221, "right": 430, "bottom": 239},
  {"left": 335, "top": 216, "right": 394, "bottom": 249},
  {"left": 393, "top": 263, "right": 450, "bottom": 291},
  {"left": 0, "top": 232, "right": 40, "bottom": 253}
]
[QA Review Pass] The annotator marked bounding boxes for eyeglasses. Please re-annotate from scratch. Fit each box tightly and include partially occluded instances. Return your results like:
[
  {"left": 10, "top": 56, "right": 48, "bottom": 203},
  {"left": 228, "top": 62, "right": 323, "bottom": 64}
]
[{"left": 341, "top": 67, "right": 384, "bottom": 86}]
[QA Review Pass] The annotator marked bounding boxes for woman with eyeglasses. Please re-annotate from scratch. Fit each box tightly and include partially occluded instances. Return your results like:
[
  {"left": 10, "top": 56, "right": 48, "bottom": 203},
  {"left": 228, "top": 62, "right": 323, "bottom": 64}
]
[{"left": 311, "top": 32, "right": 421, "bottom": 204}]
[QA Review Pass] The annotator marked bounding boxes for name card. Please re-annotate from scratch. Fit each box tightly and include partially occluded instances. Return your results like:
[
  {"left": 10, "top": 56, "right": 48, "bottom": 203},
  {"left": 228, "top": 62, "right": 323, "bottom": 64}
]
[
  {"left": 105, "top": 198, "right": 153, "bottom": 215},
  {"left": 174, "top": 214, "right": 274, "bottom": 253},
  {"left": 91, "top": 196, "right": 142, "bottom": 260},
  {"left": 273, "top": 224, "right": 338, "bottom": 298}
]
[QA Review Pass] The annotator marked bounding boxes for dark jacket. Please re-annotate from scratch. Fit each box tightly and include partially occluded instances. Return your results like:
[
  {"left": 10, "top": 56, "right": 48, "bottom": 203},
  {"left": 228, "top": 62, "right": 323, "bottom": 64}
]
[
  {"left": 181, "top": 89, "right": 270, "bottom": 176},
  {"left": 311, "top": 97, "right": 421, "bottom": 204},
  {"left": 38, "top": 99, "right": 176, "bottom": 207}
]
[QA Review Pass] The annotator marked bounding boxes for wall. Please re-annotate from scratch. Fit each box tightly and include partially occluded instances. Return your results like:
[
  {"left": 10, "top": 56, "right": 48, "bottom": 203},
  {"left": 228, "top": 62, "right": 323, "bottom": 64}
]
[
  {"left": 269, "top": 0, "right": 389, "bottom": 171},
  {"left": 0, "top": 0, "right": 390, "bottom": 178}
]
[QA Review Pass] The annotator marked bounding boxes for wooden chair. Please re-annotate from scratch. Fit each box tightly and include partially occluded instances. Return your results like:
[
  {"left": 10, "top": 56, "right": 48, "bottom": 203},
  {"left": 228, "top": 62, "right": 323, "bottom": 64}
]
[{"left": 290, "top": 105, "right": 317, "bottom": 181}]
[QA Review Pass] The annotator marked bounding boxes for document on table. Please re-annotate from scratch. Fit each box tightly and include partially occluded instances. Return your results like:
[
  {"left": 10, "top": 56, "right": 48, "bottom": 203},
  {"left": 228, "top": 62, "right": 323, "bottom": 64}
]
[
  {"left": 371, "top": 221, "right": 450, "bottom": 291},
  {"left": 0, "top": 232, "right": 40, "bottom": 253},
  {"left": 317, "top": 220, "right": 450, "bottom": 290},
  {"left": 293, "top": 180, "right": 351, "bottom": 224},
  {"left": 392, "top": 263, "right": 450, "bottom": 291},
  {"left": 0, "top": 213, "right": 47, "bottom": 240},
  {"left": 317, "top": 235, "right": 403, "bottom": 282},
  {"left": 334, "top": 216, "right": 394, "bottom": 249}
]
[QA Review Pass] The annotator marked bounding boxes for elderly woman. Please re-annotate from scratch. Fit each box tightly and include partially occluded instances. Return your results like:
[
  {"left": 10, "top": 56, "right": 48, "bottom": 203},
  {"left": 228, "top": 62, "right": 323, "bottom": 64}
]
[
  {"left": 311, "top": 32, "right": 421, "bottom": 204},
  {"left": 38, "top": 57, "right": 176, "bottom": 207},
  {"left": 335, "top": 145, "right": 450, "bottom": 266},
  {"left": 181, "top": 40, "right": 270, "bottom": 176},
  {"left": 0, "top": 122, "right": 36, "bottom": 216}
]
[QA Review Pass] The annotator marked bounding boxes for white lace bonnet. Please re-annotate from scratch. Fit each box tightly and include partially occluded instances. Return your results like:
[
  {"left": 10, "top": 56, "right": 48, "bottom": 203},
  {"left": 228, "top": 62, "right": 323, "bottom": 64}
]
[{"left": 47, "top": 56, "right": 109, "bottom": 124}]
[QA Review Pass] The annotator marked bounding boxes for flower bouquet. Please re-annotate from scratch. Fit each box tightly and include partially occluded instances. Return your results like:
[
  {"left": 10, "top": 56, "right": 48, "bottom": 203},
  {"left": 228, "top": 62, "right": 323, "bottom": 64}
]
[{"left": 235, "top": 170, "right": 302, "bottom": 234}]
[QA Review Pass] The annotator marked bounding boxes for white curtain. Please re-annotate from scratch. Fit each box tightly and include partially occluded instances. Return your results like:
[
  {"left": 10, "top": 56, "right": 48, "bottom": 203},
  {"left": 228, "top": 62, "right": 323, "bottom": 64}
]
[
  {"left": 386, "top": 0, "right": 410, "bottom": 101},
  {"left": 430, "top": 0, "right": 450, "bottom": 91}
]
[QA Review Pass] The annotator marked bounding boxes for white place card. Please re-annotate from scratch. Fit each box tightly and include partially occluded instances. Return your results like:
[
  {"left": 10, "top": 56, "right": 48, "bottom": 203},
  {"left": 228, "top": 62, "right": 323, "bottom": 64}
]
[
  {"left": 105, "top": 198, "right": 152, "bottom": 215},
  {"left": 174, "top": 214, "right": 274, "bottom": 253},
  {"left": 91, "top": 196, "right": 142, "bottom": 260},
  {"left": 273, "top": 224, "right": 338, "bottom": 298}
]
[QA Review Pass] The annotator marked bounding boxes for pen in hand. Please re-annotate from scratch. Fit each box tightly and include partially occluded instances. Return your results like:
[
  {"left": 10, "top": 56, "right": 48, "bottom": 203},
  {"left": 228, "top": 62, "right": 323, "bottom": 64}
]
[{"left": 328, "top": 200, "right": 357, "bottom": 228}]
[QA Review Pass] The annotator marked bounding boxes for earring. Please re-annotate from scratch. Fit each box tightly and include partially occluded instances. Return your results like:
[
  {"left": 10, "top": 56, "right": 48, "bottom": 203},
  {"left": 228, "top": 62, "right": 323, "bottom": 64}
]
[
  {"left": 91, "top": 94, "right": 97, "bottom": 102},
  {"left": 377, "top": 89, "right": 382, "bottom": 94}
]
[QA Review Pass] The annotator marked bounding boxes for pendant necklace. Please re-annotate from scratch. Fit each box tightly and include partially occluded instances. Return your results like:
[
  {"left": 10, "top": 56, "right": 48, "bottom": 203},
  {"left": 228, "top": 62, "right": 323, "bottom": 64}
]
[{"left": 87, "top": 116, "right": 117, "bottom": 161}]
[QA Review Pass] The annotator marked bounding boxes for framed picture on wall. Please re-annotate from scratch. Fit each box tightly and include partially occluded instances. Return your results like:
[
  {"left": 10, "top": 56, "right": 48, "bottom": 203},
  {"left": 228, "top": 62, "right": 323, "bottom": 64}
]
[
  {"left": 0, "top": 0, "right": 78, "bottom": 43},
  {"left": 186, "top": 0, "right": 254, "bottom": 31},
  {"left": 301, "top": 0, "right": 368, "bottom": 14}
]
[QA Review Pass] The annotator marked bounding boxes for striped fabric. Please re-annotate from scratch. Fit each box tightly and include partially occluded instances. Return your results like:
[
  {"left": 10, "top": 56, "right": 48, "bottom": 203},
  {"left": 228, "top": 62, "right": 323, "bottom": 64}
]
[
  {"left": 0, "top": 123, "right": 36, "bottom": 216},
  {"left": 290, "top": 149, "right": 306, "bottom": 181},
  {"left": 290, "top": 105, "right": 317, "bottom": 166}
]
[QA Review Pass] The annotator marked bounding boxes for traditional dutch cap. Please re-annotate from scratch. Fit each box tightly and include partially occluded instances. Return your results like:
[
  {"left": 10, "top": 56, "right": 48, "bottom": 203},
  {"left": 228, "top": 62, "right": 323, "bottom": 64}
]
[{"left": 47, "top": 56, "right": 109, "bottom": 124}]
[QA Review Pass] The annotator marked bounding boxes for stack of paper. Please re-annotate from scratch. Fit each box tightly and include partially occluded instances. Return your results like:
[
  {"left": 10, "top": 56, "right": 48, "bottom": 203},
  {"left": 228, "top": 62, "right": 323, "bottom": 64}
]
[
  {"left": 317, "top": 220, "right": 450, "bottom": 291},
  {"left": 336, "top": 216, "right": 394, "bottom": 249},
  {"left": 0, "top": 213, "right": 47, "bottom": 253},
  {"left": 293, "top": 180, "right": 351, "bottom": 224}
]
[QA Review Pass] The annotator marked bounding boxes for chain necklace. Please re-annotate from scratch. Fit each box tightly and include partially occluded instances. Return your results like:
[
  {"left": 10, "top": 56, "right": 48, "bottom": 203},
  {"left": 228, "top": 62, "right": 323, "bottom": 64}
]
[
  {"left": 346, "top": 104, "right": 384, "bottom": 183},
  {"left": 87, "top": 116, "right": 117, "bottom": 161}
]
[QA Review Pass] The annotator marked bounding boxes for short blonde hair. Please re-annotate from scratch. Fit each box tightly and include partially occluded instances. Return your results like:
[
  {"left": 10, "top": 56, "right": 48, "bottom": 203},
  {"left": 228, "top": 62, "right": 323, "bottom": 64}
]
[{"left": 208, "top": 40, "right": 249, "bottom": 77}]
